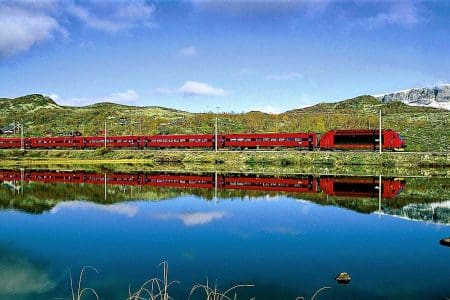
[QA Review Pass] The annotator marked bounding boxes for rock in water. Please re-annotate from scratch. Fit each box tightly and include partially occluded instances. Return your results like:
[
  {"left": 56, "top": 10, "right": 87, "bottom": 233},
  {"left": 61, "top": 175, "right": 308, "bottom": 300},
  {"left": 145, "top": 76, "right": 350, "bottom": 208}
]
[
  {"left": 440, "top": 237, "right": 450, "bottom": 247},
  {"left": 335, "top": 272, "right": 351, "bottom": 284}
]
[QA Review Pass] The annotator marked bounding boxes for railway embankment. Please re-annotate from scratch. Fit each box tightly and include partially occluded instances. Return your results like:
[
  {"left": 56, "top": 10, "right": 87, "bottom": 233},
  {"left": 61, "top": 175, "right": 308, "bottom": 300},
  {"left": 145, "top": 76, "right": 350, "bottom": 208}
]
[{"left": 1, "top": 149, "right": 449, "bottom": 169}]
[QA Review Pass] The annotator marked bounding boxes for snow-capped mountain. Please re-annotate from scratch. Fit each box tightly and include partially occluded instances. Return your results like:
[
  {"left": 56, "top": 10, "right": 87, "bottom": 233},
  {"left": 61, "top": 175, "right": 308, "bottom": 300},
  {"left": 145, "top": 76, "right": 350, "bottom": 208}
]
[{"left": 374, "top": 84, "right": 450, "bottom": 110}]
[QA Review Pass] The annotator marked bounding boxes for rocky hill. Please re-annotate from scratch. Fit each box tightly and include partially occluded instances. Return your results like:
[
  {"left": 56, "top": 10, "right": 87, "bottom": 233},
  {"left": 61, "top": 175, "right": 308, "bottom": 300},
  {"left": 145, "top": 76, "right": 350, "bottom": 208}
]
[
  {"left": 0, "top": 94, "right": 60, "bottom": 116},
  {"left": 0, "top": 94, "right": 191, "bottom": 136},
  {"left": 374, "top": 84, "right": 450, "bottom": 110}
]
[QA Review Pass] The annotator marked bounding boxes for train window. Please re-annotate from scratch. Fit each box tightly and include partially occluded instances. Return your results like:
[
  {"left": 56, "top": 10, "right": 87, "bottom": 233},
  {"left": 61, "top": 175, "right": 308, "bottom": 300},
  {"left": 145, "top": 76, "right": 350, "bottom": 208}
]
[{"left": 334, "top": 134, "right": 378, "bottom": 145}]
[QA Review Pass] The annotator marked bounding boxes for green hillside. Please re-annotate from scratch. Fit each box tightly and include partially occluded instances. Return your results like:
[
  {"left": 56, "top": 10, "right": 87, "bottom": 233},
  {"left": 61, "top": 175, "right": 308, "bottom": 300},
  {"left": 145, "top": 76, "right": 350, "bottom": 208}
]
[{"left": 0, "top": 94, "right": 449, "bottom": 151}]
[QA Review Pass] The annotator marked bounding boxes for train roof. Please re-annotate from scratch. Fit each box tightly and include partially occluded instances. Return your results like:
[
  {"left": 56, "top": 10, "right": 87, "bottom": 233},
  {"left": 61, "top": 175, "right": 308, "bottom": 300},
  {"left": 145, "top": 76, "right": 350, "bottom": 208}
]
[{"left": 331, "top": 129, "right": 392, "bottom": 135}]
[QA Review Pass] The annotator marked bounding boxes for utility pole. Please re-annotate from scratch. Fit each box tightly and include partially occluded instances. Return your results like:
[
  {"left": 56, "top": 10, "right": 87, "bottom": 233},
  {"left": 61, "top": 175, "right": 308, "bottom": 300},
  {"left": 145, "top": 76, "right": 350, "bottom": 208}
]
[
  {"left": 379, "top": 110, "right": 382, "bottom": 154},
  {"left": 104, "top": 121, "right": 107, "bottom": 148},
  {"left": 20, "top": 123, "right": 24, "bottom": 151},
  {"left": 215, "top": 106, "right": 220, "bottom": 152},
  {"left": 215, "top": 117, "right": 218, "bottom": 152}
]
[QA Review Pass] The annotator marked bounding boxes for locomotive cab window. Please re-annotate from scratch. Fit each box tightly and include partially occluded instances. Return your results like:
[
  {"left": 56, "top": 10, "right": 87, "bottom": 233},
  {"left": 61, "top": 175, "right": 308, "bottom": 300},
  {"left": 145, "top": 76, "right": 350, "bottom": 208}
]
[{"left": 334, "top": 134, "right": 382, "bottom": 145}]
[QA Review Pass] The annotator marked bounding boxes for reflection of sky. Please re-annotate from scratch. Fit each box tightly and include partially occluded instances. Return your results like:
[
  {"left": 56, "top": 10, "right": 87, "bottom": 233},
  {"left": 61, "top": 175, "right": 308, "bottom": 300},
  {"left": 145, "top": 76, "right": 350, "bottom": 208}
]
[{"left": 0, "top": 195, "right": 449, "bottom": 299}]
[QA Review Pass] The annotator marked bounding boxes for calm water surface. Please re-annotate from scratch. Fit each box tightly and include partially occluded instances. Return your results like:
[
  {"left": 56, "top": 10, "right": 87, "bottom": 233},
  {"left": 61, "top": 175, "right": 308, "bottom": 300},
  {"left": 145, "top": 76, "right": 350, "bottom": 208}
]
[{"left": 0, "top": 170, "right": 449, "bottom": 299}]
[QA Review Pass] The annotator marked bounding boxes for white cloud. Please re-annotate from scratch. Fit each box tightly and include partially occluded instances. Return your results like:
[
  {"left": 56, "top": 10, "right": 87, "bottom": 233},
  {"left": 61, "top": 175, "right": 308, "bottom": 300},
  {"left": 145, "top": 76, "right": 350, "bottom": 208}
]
[
  {"left": 179, "top": 81, "right": 227, "bottom": 97},
  {"left": 177, "top": 45, "right": 197, "bottom": 57},
  {"left": 67, "top": 1, "right": 155, "bottom": 33},
  {"left": 54, "top": 89, "right": 140, "bottom": 106},
  {"left": 190, "top": 0, "right": 331, "bottom": 18},
  {"left": 0, "top": 0, "right": 156, "bottom": 58},
  {"left": 353, "top": 1, "right": 421, "bottom": 29},
  {"left": 156, "top": 81, "right": 228, "bottom": 97},
  {"left": 0, "top": 5, "right": 66, "bottom": 57},
  {"left": 154, "top": 211, "right": 226, "bottom": 226},
  {"left": 266, "top": 72, "right": 303, "bottom": 81},
  {"left": 105, "top": 90, "right": 139, "bottom": 104},
  {"left": 114, "top": 0, "right": 154, "bottom": 20}
]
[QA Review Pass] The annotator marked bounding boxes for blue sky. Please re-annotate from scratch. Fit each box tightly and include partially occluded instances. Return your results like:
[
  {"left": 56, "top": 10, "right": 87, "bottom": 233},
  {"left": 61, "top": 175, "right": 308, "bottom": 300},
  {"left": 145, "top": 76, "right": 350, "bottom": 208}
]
[{"left": 0, "top": 0, "right": 449, "bottom": 113}]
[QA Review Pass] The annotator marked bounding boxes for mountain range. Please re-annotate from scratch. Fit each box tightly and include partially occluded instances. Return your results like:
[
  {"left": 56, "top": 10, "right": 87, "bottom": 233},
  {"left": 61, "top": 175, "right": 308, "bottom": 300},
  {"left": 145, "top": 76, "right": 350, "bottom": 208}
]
[{"left": 0, "top": 86, "right": 449, "bottom": 152}]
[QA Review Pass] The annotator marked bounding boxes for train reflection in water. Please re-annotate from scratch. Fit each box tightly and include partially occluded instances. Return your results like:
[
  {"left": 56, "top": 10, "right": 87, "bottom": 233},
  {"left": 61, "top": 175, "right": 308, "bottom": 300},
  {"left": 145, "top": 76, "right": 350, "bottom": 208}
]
[{"left": 0, "top": 170, "right": 404, "bottom": 199}]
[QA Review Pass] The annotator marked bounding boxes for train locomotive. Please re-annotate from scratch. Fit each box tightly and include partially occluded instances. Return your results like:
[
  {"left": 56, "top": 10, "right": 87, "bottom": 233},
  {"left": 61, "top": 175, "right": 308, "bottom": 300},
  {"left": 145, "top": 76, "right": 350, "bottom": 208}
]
[{"left": 0, "top": 129, "right": 406, "bottom": 151}]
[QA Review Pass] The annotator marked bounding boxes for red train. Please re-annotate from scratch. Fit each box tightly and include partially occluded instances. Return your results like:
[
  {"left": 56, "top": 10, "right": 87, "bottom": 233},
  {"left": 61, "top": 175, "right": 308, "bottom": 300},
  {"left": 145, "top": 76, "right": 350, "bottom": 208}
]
[
  {"left": 0, "top": 170, "right": 405, "bottom": 199},
  {"left": 0, "top": 129, "right": 406, "bottom": 151}
]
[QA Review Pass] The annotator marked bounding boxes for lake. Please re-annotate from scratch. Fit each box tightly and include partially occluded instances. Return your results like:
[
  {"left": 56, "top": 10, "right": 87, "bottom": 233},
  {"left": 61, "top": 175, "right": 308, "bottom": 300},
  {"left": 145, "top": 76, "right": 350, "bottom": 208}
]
[{"left": 0, "top": 169, "right": 449, "bottom": 299}]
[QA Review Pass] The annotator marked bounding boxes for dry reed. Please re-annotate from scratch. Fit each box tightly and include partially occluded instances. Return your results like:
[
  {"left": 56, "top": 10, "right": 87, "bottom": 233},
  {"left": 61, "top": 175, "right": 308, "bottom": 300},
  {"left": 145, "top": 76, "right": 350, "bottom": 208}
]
[
  {"left": 66, "top": 263, "right": 330, "bottom": 300},
  {"left": 69, "top": 266, "right": 100, "bottom": 300}
]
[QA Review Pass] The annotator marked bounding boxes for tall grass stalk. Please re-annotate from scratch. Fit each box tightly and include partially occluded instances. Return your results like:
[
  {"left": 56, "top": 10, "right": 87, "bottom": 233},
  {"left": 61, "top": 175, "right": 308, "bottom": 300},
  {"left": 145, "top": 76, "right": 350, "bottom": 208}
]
[
  {"left": 70, "top": 266, "right": 100, "bottom": 300},
  {"left": 296, "top": 286, "right": 331, "bottom": 300},
  {"left": 189, "top": 277, "right": 254, "bottom": 300},
  {"left": 127, "top": 261, "right": 179, "bottom": 300},
  {"left": 68, "top": 263, "right": 330, "bottom": 300}
]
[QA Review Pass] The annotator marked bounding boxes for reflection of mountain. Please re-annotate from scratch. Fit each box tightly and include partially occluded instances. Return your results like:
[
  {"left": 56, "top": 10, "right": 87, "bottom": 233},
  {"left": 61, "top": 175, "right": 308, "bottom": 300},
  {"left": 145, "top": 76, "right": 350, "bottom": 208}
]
[
  {"left": 0, "top": 169, "right": 449, "bottom": 225},
  {"left": 381, "top": 201, "right": 450, "bottom": 225}
]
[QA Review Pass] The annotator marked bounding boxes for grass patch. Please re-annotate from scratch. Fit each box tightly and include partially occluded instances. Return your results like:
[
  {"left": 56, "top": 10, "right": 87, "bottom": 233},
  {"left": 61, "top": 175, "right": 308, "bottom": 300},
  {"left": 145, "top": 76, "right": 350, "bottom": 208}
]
[{"left": 66, "top": 263, "right": 331, "bottom": 300}]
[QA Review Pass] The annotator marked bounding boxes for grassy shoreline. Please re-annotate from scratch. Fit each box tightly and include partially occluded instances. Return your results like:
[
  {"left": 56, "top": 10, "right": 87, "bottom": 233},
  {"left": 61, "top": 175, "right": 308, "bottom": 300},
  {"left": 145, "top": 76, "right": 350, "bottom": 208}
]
[
  {"left": 1, "top": 149, "right": 450, "bottom": 178},
  {"left": 1, "top": 149, "right": 450, "bottom": 167}
]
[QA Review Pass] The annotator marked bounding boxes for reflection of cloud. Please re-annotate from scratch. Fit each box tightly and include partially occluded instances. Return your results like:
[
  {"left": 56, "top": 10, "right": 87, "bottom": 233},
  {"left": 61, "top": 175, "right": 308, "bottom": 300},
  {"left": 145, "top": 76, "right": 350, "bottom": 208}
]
[
  {"left": 0, "top": 248, "right": 55, "bottom": 295},
  {"left": 181, "top": 251, "right": 195, "bottom": 261},
  {"left": 244, "top": 195, "right": 282, "bottom": 202},
  {"left": 51, "top": 201, "right": 138, "bottom": 217},
  {"left": 265, "top": 226, "right": 301, "bottom": 236},
  {"left": 154, "top": 211, "right": 226, "bottom": 226}
]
